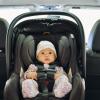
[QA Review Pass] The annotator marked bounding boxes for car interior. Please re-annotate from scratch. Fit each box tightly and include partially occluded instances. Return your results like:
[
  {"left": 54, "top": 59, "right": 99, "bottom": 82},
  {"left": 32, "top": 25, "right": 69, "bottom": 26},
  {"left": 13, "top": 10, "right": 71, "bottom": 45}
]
[{"left": 0, "top": 0, "right": 100, "bottom": 100}]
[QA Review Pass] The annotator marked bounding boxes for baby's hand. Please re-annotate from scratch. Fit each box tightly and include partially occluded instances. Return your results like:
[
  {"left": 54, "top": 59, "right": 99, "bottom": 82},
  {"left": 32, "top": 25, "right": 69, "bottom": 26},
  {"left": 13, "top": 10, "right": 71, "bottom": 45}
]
[
  {"left": 54, "top": 67, "right": 64, "bottom": 80},
  {"left": 28, "top": 64, "right": 38, "bottom": 71},
  {"left": 54, "top": 72, "right": 62, "bottom": 80},
  {"left": 24, "top": 70, "right": 37, "bottom": 80}
]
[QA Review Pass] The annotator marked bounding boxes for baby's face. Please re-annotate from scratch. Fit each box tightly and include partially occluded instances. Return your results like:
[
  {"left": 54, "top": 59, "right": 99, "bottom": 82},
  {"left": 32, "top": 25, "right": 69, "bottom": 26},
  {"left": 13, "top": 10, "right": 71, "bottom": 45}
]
[{"left": 37, "top": 48, "right": 56, "bottom": 64}]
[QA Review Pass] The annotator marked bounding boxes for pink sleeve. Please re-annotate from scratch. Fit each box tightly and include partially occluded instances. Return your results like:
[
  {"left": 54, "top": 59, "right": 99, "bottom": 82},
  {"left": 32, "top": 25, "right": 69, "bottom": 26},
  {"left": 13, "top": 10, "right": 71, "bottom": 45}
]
[{"left": 53, "top": 75, "right": 72, "bottom": 98}]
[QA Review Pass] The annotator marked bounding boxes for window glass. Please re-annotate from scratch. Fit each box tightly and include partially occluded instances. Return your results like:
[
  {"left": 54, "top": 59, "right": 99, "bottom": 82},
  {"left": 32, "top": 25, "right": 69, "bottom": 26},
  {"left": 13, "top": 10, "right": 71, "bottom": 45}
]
[
  {"left": 0, "top": 7, "right": 30, "bottom": 24},
  {"left": 69, "top": 8, "right": 100, "bottom": 43}
]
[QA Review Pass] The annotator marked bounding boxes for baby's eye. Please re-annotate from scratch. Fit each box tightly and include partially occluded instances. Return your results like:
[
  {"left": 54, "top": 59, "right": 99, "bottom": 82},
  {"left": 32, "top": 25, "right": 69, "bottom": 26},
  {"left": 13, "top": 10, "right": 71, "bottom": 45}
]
[
  {"left": 49, "top": 52, "right": 52, "bottom": 54},
  {"left": 41, "top": 52, "right": 44, "bottom": 54}
]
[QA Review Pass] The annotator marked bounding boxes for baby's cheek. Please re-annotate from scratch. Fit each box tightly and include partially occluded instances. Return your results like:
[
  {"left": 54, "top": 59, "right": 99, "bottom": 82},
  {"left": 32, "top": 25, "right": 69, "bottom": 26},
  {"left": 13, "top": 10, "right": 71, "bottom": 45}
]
[
  {"left": 37, "top": 56, "right": 43, "bottom": 62},
  {"left": 27, "top": 72, "right": 32, "bottom": 78},
  {"left": 51, "top": 57, "right": 56, "bottom": 62}
]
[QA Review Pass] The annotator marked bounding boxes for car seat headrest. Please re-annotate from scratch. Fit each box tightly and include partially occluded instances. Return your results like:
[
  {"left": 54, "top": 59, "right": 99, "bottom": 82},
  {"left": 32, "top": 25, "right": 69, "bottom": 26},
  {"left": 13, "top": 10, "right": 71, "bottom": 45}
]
[
  {"left": 20, "top": 34, "right": 70, "bottom": 72},
  {"left": 0, "top": 18, "right": 8, "bottom": 50},
  {"left": 88, "top": 20, "right": 100, "bottom": 52}
]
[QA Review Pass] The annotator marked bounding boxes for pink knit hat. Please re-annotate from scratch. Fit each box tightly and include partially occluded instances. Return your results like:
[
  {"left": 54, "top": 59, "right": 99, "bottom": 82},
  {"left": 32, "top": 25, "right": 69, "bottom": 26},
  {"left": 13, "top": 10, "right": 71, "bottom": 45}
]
[{"left": 36, "top": 41, "right": 57, "bottom": 57}]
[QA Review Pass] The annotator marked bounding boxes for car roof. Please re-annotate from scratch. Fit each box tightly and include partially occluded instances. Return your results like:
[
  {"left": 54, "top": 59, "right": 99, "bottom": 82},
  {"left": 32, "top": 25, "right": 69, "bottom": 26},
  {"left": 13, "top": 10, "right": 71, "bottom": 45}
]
[{"left": 0, "top": 0, "right": 100, "bottom": 6}]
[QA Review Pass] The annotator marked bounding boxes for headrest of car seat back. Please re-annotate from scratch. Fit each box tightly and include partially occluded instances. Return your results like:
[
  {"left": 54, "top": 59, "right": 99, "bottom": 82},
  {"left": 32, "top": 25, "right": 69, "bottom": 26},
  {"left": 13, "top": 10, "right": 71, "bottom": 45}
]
[
  {"left": 88, "top": 20, "right": 100, "bottom": 52},
  {"left": 0, "top": 18, "right": 8, "bottom": 50},
  {"left": 20, "top": 35, "right": 70, "bottom": 71},
  {"left": 16, "top": 19, "right": 74, "bottom": 71}
]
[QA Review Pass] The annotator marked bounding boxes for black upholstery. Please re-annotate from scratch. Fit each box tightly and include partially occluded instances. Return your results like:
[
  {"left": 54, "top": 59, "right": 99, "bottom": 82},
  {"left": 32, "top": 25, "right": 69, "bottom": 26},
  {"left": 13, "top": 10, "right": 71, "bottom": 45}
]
[
  {"left": 86, "top": 20, "right": 100, "bottom": 100},
  {"left": 4, "top": 12, "right": 85, "bottom": 100},
  {"left": 0, "top": 18, "right": 8, "bottom": 100}
]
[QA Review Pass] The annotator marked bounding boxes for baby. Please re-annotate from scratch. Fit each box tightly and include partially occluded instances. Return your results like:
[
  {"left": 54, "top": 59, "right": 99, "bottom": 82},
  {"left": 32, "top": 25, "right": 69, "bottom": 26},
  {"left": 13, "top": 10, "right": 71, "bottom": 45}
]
[{"left": 22, "top": 40, "right": 72, "bottom": 98}]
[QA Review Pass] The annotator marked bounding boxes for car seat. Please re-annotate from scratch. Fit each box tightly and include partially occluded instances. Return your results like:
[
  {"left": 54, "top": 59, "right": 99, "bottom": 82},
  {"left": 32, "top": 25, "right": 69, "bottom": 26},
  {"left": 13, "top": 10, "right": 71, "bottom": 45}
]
[
  {"left": 0, "top": 18, "right": 8, "bottom": 100},
  {"left": 86, "top": 19, "right": 100, "bottom": 100},
  {"left": 4, "top": 12, "right": 85, "bottom": 100}
]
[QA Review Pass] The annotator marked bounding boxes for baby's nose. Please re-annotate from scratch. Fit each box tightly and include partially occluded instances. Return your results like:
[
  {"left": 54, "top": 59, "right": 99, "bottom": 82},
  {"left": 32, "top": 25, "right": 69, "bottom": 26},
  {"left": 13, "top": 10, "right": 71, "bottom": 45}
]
[{"left": 45, "top": 53, "right": 49, "bottom": 56}]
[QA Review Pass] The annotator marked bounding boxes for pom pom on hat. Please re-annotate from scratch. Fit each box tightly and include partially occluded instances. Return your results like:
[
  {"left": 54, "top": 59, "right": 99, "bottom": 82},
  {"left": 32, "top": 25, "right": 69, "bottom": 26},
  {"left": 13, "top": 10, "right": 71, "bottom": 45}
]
[{"left": 36, "top": 41, "right": 57, "bottom": 58}]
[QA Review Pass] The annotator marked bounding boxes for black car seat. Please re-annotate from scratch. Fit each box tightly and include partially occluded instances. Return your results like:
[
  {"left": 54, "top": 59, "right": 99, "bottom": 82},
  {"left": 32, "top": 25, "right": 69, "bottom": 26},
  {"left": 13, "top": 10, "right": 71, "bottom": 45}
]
[
  {"left": 0, "top": 18, "right": 8, "bottom": 100},
  {"left": 4, "top": 12, "right": 85, "bottom": 100},
  {"left": 86, "top": 19, "right": 100, "bottom": 100}
]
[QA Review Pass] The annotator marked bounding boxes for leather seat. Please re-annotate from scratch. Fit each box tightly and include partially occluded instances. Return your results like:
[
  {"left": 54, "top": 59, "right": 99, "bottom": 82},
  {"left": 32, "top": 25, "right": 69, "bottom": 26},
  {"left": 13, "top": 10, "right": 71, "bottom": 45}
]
[{"left": 86, "top": 20, "right": 100, "bottom": 100}]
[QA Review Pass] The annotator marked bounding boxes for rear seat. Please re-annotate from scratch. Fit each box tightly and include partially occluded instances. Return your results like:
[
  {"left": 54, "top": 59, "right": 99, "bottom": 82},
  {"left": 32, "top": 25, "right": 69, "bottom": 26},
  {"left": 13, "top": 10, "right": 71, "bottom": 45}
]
[
  {"left": 0, "top": 18, "right": 8, "bottom": 100},
  {"left": 86, "top": 20, "right": 100, "bottom": 100}
]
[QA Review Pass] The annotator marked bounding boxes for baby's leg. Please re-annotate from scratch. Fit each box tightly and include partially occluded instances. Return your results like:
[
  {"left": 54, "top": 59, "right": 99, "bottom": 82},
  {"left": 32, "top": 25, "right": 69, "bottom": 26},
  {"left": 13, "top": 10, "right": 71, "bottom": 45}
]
[
  {"left": 53, "top": 75, "right": 72, "bottom": 98},
  {"left": 22, "top": 79, "right": 39, "bottom": 98}
]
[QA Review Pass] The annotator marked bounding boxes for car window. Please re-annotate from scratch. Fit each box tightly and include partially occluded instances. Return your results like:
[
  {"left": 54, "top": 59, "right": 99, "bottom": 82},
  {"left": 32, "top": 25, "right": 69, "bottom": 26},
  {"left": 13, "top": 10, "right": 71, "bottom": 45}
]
[
  {"left": 0, "top": 6, "right": 31, "bottom": 24},
  {"left": 69, "top": 8, "right": 100, "bottom": 44}
]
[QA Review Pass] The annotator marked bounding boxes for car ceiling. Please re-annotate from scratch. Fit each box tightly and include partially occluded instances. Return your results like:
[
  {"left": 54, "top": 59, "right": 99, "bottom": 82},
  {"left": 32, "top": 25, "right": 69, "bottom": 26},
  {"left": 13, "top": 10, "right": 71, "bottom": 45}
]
[{"left": 0, "top": 0, "right": 100, "bottom": 6}]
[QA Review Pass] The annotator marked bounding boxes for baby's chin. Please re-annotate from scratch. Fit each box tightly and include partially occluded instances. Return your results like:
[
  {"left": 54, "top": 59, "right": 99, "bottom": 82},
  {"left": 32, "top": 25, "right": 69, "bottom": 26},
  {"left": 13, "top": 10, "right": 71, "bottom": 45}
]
[
  {"left": 39, "top": 59, "right": 55, "bottom": 64},
  {"left": 42, "top": 61, "right": 52, "bottom": 64},
  {"left": 44, "top": 62, "right": 51, "bottom": 64}
]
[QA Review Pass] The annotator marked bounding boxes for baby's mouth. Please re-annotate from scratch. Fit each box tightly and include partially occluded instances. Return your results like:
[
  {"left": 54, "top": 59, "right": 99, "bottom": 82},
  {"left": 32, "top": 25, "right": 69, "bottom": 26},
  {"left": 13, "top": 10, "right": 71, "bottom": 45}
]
[{"left": 45, "top": 58, "right": 49, "bottom": 61}]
